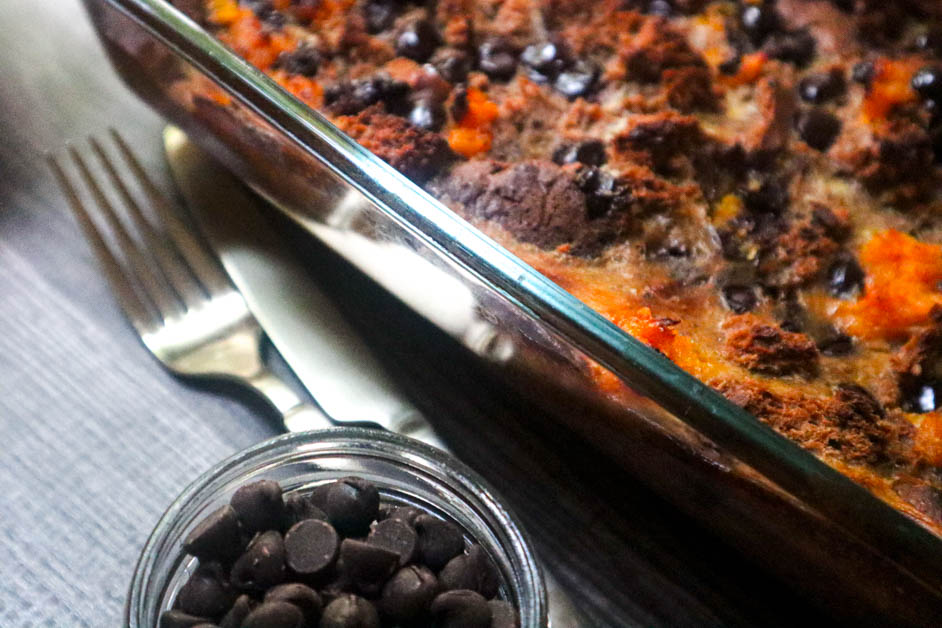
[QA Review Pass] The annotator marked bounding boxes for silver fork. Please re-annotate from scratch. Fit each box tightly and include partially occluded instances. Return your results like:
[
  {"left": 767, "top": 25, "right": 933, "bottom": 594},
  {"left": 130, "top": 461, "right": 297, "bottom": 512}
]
[{"left": 48, "top": 130, "right": 332, "bottom": 433}]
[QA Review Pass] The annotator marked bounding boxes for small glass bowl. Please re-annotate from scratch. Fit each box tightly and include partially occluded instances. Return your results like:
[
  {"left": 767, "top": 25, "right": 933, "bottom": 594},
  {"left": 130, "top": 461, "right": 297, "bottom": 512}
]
[{"left": 125, "top": 428, "right": 547, "bottom": 627}]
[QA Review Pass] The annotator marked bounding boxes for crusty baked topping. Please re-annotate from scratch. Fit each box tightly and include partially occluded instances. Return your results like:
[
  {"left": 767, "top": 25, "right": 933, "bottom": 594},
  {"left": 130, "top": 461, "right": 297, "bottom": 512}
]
[{"left": 198, "top": 0, "right": 942, "bottom": 529}]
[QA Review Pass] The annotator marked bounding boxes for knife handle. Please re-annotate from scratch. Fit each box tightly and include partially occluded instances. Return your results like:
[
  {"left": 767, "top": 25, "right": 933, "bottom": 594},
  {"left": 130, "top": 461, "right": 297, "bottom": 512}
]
[{"left": 247, "top": 369, "right": 334, "bottom": 432}]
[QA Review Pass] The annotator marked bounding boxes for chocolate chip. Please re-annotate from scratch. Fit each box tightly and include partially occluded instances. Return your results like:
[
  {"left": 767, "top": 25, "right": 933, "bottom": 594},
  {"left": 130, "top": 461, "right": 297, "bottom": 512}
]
[
  {"left": 265, "top": 583, "right": 323, "bottom": 625},
  {"left": 764, "top": 29, "right": 816, "bottom": 67},
  {"left": 324, "top": 76, "right": 411, "bottom": 116},
  {"left": 798, "top": 70, "right": 845, "bottom": 104},
  {"left": 554, "top": 59, "right": 599, "bottom": 99},
  {"left": 284, "top": 492, "right": 328, "bottom": 527},
  {"left": 742, "top": 179, "right": 787, "bottom": 215},
  {"left": 382, "top": 505, "right": 424, "bottom": 526},
  {"left": 414, "top": 514, "right": 464, "bottom": 570},
  {"left": 818, "top": 331, "right": 854, "bottom": 357},
  {"left": 647, "top": 0, "right": 673, "bottom": 17},
  {"left": 275, "top": 44, "right": 321, "bottom": 77},
  {"left": 159, "top": 610, "right": 212, "bottom": 628},
  {"left": 430, "top": 590, "right": 491, "bottom": 628},
  {"left": 520, "top": 41, "right": 570, "bottom": 82},
  {"left": 183, "top": 505, "right": 243, "bottom": 563},
  {"left": 242, "top": 601, "right": 304, "bottom": 628},
  {"left": 439, "top": 545, "right": 499, "bottom": 599},
  {"left": 320, "top": 595, "right": 381, "bottom": 628},
  {"left": 826, "top": 252, "right": 864, "bottom": 298},
  {"left": 740, "top": 3, "right": 780, "bottom": 46},
  {"left": 851, "top": 61, "right": 875, "bottom": 86},
  {"left": 719, "top": 55, "right": 741, "bottom": 76},
  {"left": 176, "top": 563, "right": 234, "bottom": 618},
  {"left": 325, "top": 477, "right": 380, "bottom": 536},
  {"left": 552, "top": 140, "right": 607, "bottom": 166},
  {"left": 396, "top": 18, "right": 441, "bottom": 62},
  {"left": 230, "top": 480, "right": 285, "bottom": 534},
  {"left": 363, "top": 0, "right": 398, "bottom": 33},
  {"left": 284, "top": 519, "right": 339, "bottom": 576},
  {"left": 488, "top": 600, "right": 519, "bottom": 628},
  {"left": 219, "top": 594, "right": 253, "bottom": 628},
  {"left": 339, "top": 538, "right": 399, "bottom": 588},
  {"left": 309, "top": 483, "right": 334, "bottom": 511},
  {"left": 433, "top": 48, "right": 472, "bottom": 84},
  {"left": 478, "top": 37, "right": 517, "bottom": 81},
  {"left": 795, "top": 108, "right": 841, "bottom": 151},
  {"left": 903, "top": 381, "right": 942, "bottom": 413},
  {"left": 409, "top": 98, "right": 447, "bottom": 131},
  {"left": 916, "top": 28, "right": 942, "bottom": 57},
  {"left": 912, "top": 66, "right": 942, "bottom": 102},
  {"left": 379, "top": 565, "right": 440, "bottom": 623},
  {"left": 231, "top": 531, "right": 287, "bottom": 591},
  {"left": 367, "top": 518, "right": 418, "bottom": 566},
  {"left": 722, "top": 284, "right": 758, "bottom": 314}
]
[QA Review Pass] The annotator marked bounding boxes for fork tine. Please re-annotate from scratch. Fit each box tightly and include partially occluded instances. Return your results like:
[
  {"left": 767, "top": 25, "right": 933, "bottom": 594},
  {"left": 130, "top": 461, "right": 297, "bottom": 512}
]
[
  {"left": 110, "top": 129, "right": 233, "bottom": 296},
  {"left": 48, "top": 155, "right": 159, "bottom": 335},
  {"left": 68, "top": 145, "right": 185, "bottom": 322},
  {"left": 89, "top": 136, "right": 207, "bottom": 311}
]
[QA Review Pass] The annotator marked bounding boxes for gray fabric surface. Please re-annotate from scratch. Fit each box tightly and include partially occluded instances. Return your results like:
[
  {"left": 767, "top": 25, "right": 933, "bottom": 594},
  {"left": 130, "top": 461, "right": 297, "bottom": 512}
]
[{"left": 0, "top": 239, "right": 275, "bottom": 627}]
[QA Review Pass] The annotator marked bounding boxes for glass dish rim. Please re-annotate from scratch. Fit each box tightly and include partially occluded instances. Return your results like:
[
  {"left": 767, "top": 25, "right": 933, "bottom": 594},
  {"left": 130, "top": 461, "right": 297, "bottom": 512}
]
[
  {"left": 125, "top": 427, "right": 547, "bottom": 627},
  {"left": 98, "top": 0, "right": 942, "bottom": 588}
]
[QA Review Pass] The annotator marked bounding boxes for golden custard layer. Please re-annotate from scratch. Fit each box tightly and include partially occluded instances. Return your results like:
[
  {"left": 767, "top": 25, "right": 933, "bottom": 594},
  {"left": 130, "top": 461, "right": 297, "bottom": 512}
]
[{"left": 198, "top": 0, "right": 942, "bottom": 529}]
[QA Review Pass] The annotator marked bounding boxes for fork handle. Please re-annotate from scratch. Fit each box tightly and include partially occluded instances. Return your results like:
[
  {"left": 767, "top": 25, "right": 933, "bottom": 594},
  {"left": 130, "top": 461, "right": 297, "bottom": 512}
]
[{"left": 247, "top": 370, "right": 334, "bottom": 432}]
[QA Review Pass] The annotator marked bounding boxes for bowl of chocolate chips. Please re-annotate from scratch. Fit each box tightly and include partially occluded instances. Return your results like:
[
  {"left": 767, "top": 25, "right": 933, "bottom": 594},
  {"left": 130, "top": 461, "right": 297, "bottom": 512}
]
[{"left": 126, "top": 428, "right": 545, "bottom": 628}]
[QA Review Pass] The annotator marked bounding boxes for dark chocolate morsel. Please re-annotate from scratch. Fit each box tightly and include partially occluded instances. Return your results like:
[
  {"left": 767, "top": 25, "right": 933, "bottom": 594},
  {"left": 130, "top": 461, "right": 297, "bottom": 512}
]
[
  {"left": 552, "top": 140, "right": 606, "bottom": 166},
  {"left": 159, "top": 610, "right": 212, "bottom": 628},
  {"left": 488, "top": 600, "right": 519, "bottom": 628},
  {"left": 851, "top": 61, "right": 875, "bottom": 86},
  {"left": 432, "top": 48, "right": 472, "bottom": 84},
  {"left": 795, "top": 108, "right": 841, "bottom": 151},
  {"left": 242, "top": 601, "right": 304, "bottom": 628},
  {"left": 379, "top": 565, "right": 440, "bottom": 624},
  {"left": 362, "top": 0, "right": 398, "bottom": 33},
  {"left": 183, "top": 505, "right": 243, "bottom": 563},
  {"left": 219, "top": 594, "right": 253, "bottom": 628},
  {"left": 275, "top": 44, "right": 321, "bottom": 77},
  {"left": 265, "top": 583, "right": 323, "bottom": 625},
  {"left": 554, "top": 59, "right": 598, "bottom": 99},
  {"left": 913, "top": 66, "right": 942, "bottom": 103},
  {"left": 430, "top": 589, "right": 491, "bottom": 628},
  {"left": 230, "top": 480, "right": 285, "bottom": 534},
  {"left": 367, "top": 518, "right": 418, "bottom": 566},
  {"left": 439, "top": 545, "right": 499, "bottom": 599},
  {"left": 309, "top": 483, "right": 334, "bottom": 511},
  {"left": 231, "top": 530, "right": 287, "bottom": 590},
  {"left": 339, "top": 538, "right": 400, "bottom": 587},
  {"left": 477, "top": 37, "right": 518, "bottom": 81},
  {"left": 325, "top": 477, "right": 380, "bottom": 536},
  {"left": 320, "top": 594, "right": 381, "bottom": 628},
  {"left": 284, "top": 492, "right": 328, "bottom": 528},
  {"left": 415, "top": 514, "right": 465, "bottom": 571},
  {"left": 396, "top": 18, "right": 441, "bottom": 63},
  {"left": 740, "top": 3, "right": 780, "bottom": 46},
  {"left": 284, "top": 519, "right": 340, "bottom": 576},
  {"left": 176, "top": 562, "right": 234, "bottom": 618},
  {"left": 798, "top": 70, "right": 845, "bottom": 104},
  {"left": 722, "top": 284, "right": 758, "bottom": 314},
  {"left": 826, "top": 252, "right": 864, "bottom": 298}
]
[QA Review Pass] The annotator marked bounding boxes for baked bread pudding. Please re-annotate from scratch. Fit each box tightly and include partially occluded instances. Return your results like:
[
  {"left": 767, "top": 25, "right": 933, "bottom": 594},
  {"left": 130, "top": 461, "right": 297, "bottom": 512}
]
[{"left": 197, "top": 0, "right": 942, "bottom": 531}]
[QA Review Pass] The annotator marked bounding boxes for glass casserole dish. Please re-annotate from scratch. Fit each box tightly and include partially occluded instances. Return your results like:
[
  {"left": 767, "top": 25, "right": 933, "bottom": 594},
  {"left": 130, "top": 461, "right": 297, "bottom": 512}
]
[{"left": 82, "top": 0, "right": 942, "bottom": 622}]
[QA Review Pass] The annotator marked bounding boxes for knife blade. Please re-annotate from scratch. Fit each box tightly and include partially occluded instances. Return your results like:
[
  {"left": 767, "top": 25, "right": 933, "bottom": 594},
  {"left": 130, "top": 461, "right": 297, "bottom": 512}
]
[{"left": 162, "top": 126, "right": 443, "bottom": 447}]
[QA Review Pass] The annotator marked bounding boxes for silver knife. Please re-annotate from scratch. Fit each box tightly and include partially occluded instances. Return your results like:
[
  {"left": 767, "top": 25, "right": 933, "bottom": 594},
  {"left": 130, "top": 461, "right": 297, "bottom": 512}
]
[{"left": 163, "top": 126, "right": 587, "bottom": 627}]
